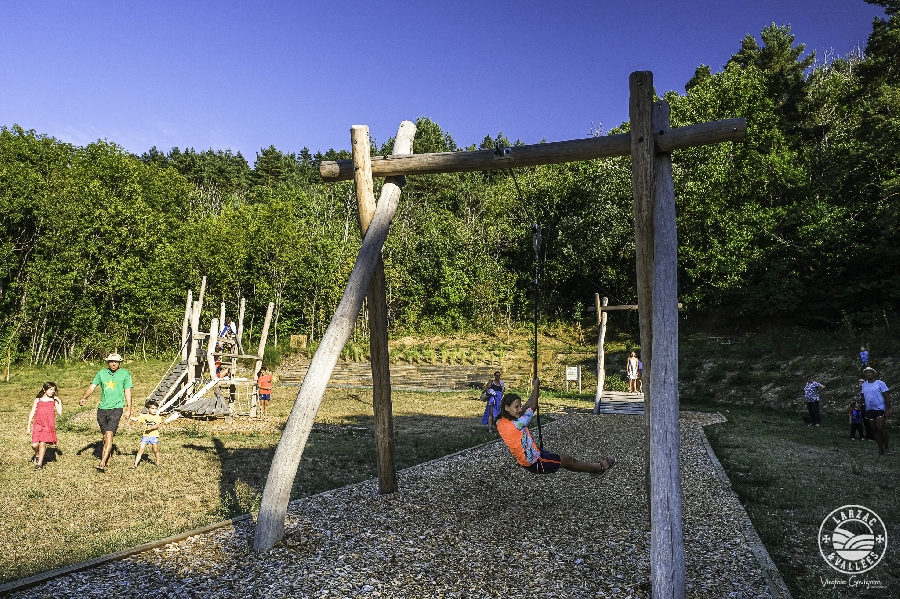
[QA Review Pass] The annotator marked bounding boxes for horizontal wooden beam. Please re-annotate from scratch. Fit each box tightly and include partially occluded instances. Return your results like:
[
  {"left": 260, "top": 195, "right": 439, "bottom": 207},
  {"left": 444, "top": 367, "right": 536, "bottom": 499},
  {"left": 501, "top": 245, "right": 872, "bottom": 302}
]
[
  {"left": 596, "top": 302, "right": 682, "bottom": 312},
  {"left": 320, "top": 118, "right": 745, "bottom": 182}
]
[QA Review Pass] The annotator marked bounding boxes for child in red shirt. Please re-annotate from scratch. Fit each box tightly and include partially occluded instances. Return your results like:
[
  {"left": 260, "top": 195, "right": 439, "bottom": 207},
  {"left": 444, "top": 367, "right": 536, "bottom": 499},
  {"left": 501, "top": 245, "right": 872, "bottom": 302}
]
[{"left": 497, "top": 378, "right": 615, "bottom": 475}]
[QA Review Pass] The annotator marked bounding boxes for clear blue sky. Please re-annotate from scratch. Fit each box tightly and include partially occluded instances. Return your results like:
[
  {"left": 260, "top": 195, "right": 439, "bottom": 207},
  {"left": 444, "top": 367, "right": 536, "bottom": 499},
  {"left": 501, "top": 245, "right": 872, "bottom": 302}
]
[{"left": 0, "top": 1, "right": 886, "bottom": 160}]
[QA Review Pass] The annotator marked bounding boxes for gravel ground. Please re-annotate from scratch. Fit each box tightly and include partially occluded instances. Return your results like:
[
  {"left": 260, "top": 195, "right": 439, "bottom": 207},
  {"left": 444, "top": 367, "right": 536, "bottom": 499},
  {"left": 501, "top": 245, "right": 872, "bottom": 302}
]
[{"left": 15, "top": 412, "right": 774, "bottom": 599}]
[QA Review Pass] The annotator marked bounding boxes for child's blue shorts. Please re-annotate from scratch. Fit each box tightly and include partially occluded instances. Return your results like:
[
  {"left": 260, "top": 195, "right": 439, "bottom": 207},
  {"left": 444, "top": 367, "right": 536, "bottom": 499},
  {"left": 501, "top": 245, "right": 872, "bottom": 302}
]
[
  {"left": 260, "top": 394, "right": 271, "bottom": 401},
  {"left": 141, "top": 436, "right": 159, "bottom": 445},
  {"left": 523, "top": 450, "right": 561, "bottom": 475}
]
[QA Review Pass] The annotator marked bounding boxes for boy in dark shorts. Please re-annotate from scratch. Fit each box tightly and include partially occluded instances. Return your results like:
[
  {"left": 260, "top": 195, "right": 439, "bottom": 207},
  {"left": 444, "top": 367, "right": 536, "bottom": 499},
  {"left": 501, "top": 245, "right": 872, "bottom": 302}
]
[
  {"left": 497, "top": 378, "right": 614, "bottom": 475},
  {"left": 80, "top": 353, "right": 133, "bottom": 472}
]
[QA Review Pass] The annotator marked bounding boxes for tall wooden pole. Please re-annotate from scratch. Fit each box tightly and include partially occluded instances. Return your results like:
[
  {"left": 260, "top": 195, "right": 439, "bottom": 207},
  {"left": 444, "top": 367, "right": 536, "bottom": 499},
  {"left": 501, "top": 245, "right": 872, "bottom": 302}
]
[
  {"left": 250, "top": 303, "right": 272, "bottom": 419},
  {"left": 197, "top": 276, "right": 207, "bottom": 310},
  {"left": 630, "top": 71, "right": 655, "bottom": 499},
  {"left": 254, "top": 121, "right": 417, "bottom": 552},
  {"left": 219, "top": 302, "right": 227, "bottom": 337},
  {"left": 207, "top": 318, "right": 219, "bottom": 379},
  {"left": 254, "top": 302, "right": 275, "bottom": 382},
  {"left": 649, "top": 99, "right": 685, "bottom": 599},
  {"left": 352, "top": 123, "right": 414, "bottom": 495},
  {"left": 237, "top": 297, "right": 246, "bottom": 355},
  {"left": 189, "top": 300, "right": 202, "bottom": 380},
  {"left": 594, "top": 295, "right": 608, "bottom": 414},
  {"left": 181, "top": 289, "right": 193, "bottom": 361}
]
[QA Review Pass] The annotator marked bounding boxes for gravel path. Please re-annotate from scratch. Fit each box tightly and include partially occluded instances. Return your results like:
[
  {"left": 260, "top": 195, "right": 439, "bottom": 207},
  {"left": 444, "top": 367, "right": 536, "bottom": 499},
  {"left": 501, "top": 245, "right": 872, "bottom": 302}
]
[{"left": 15, "top": 412, "right": 775, "bottom": 598}]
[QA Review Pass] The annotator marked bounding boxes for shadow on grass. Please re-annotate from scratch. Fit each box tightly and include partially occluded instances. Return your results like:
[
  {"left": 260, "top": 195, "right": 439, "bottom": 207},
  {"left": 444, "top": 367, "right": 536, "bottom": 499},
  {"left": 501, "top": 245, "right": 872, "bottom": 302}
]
[
  {"left": 75, "top": 440, "right": 124, "bottom": 461},
  {"left": 177, "top": 414, "right": 499, "bottom": 520}
]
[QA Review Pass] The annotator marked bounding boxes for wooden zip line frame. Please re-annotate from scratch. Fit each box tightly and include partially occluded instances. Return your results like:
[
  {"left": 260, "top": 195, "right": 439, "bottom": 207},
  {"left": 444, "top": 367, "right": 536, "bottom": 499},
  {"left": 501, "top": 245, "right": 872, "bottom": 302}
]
[
  {"left": 254, "top": 71, "right": 746, "bottom": 599},
  {"left": 593, "top": 296, "right": 682, "bottom": 414}
]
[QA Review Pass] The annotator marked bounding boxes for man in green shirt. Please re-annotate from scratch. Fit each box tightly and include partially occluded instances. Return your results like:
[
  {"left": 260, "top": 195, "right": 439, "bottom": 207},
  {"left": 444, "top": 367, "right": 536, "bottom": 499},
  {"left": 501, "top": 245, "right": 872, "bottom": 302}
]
[{"left": 80, "top": 353, "right": 133, "bottom": 472}]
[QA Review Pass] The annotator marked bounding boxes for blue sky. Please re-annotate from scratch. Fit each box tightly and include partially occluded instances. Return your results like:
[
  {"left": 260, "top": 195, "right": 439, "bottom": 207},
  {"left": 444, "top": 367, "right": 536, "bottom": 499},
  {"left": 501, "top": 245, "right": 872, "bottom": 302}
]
[{"left": 0, "top": 1, "right": 886, "bottom": 160}]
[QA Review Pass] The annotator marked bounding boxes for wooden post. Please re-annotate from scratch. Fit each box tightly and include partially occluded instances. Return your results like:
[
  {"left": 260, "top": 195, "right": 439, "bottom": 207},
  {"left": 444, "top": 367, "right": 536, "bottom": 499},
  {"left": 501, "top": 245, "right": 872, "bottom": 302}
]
[
  {"left": 197, "top": 276, "right": 207, "bottom": 309},
  {"left": 352, "top": 122, "right": 413, "bottom": 495},
  {"left": 207, "top": 318, "right": 219, "bottom": 380},
  {"left": 181, "top": 290, "right": 193, "bottom": 361},
  {"left": 577, "top": 365, "right": 582, "bottom": 394},
  {"left": 237, "top": 297, "right": 246, "bottom": 355},
  {"left": 630, "top": 71, "right": 655, "bottom": 500},
  {"left": 254, "top": 120, "right": 416, "bottom": 552},
  {"left": 5, "top": 347, "right": 9, "bottom": 382},
  {"left": 219, "top": 302, "right": 226, "bottom": 337},
  {"left": 189, "top": 300, "right": 202, "bottom": 380},
  {"left": 649, "top": 99, "right": 685, "bottom": 599},
  {"left": 594, "top": 295, "right": 608, "bottom": 414}
]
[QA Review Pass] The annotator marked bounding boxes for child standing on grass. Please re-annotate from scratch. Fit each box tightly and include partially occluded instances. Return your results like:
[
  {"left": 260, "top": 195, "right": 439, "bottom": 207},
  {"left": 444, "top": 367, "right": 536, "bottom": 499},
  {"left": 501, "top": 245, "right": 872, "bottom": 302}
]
[
  {"left": 860, "top": 346, "right": 869, "bottom": 368},
  {"left": 26, "top": 382, "right": 61, "bottom": 470},
  {"left": 849, "top": 401, "right": 864, "bottom": 440},
  {"left": 130, "top": 400, "right": 162, "bottom": 468},
  {"left": 497, "top": 378, "right": 615, "bottom": 475},
  {"left": 257, "top": 365, "right": 273, "bottom": 418}
]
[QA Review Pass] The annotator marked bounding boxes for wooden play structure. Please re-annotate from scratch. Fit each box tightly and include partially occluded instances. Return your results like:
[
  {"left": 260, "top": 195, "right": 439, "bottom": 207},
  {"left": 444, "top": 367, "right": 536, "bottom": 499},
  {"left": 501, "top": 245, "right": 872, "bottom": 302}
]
[
  {"left": 253, "top": 72, "right": 747, "bottom": 599},
  {"left": 144, "top": 276, "right": 275, "bottom": 420}
]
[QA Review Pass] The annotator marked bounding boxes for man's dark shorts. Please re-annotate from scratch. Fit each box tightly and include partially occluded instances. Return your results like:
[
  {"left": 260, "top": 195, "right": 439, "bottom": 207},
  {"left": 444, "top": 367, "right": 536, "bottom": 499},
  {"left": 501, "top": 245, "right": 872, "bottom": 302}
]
[
  {"left": 866, "top": 409, "right": 885, "bottom": 420},
  {"left": 524, "top": 450, "right": 562, "bottom": 475},
  {"left": 97, "top": 408, "right": 124, "bottom": 434}
]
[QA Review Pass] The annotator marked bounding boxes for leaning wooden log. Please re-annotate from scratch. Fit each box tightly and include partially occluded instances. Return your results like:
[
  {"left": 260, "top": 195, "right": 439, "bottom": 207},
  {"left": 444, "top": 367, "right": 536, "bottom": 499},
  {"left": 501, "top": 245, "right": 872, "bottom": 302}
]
[
  {"left": 320, "top": 118, "right": 746, "bottom": 181},
  {"left": 254, "top": 121, "right": 417, "bottom": 552},
  {"left": 649, "top": 99, "right": 685, "bottom": 599}
]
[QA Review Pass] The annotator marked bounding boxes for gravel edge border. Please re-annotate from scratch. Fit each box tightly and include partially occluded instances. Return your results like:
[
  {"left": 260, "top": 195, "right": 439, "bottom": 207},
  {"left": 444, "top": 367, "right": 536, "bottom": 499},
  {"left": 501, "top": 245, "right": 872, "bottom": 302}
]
[
  {"left": 0, "top": 514, "right": 254, "bottom": 596},
  {"left": 698, "top": 417, "right": 794, "bottom": 599}
]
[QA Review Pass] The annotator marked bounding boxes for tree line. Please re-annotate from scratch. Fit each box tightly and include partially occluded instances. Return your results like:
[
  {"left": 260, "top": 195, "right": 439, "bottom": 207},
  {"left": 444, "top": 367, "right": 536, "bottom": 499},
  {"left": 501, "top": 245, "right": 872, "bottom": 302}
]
[{"left": 1, "top": 1, "right": 897, "bottom": 363}]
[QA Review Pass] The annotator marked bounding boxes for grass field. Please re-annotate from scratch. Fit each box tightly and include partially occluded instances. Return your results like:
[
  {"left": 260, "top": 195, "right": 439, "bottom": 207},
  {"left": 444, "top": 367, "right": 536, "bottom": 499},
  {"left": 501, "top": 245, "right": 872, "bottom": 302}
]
[
  {"left": 0, "top": 358, "right": 594, "bottom": 584},
  {"left": 691, "top": 403, "right": 899, "bottom": 597}
]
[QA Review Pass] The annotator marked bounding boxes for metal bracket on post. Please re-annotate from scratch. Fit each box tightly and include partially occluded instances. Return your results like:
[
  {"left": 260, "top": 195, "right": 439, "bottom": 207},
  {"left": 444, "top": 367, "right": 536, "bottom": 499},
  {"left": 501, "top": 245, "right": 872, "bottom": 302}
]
[{"left": 493, "top": 143, "right": 512, "bottom": 160}]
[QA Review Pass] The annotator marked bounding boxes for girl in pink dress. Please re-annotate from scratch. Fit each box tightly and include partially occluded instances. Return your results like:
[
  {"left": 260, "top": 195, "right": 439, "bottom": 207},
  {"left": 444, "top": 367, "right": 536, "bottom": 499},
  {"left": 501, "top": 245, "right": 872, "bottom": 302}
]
[{"left": 27, "top": 382, "right": 62, "bottom": 470}]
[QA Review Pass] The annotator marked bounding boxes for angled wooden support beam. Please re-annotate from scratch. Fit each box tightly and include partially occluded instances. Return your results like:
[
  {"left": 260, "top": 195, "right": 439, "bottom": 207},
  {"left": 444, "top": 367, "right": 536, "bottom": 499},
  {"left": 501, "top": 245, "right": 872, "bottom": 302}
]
[
  {"left": 320, "top": 118, "right": 745, "bottom": 181},
  {"left": 254, "top": 120, "right": 417, "bottom": 553},
  {"left": 351, "top": 122, "right": 416, "bottom": 495}
]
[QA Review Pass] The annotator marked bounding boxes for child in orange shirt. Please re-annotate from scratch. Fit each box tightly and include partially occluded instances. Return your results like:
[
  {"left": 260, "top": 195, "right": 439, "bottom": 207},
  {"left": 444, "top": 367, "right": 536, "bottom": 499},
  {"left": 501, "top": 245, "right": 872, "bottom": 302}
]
[
  {"left": 497, "top": 378, "right": 615, "bottom": 475},
  {"left": 257, "top": 366, "right": 273, "bottom": 418}
]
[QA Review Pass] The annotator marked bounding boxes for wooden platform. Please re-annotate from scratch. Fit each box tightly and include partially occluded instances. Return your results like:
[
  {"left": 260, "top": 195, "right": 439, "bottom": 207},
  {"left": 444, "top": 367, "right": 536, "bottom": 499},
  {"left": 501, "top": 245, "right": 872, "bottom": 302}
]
[{"left": 595, "top": 391, "right": 645, "bottom": 414}]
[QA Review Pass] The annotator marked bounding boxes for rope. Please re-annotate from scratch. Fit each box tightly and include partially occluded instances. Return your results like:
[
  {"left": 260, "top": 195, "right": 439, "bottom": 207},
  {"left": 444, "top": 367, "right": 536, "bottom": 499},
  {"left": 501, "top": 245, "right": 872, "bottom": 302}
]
[{"left": 495, "top": 142, "right": 545, "bottom": 451}]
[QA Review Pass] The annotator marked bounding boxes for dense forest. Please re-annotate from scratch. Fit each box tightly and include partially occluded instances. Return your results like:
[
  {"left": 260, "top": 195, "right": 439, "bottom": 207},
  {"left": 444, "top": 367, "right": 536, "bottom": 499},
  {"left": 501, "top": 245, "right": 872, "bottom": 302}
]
[{"left": 1, "top": 2, "right": 898, "bottom": 363}]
